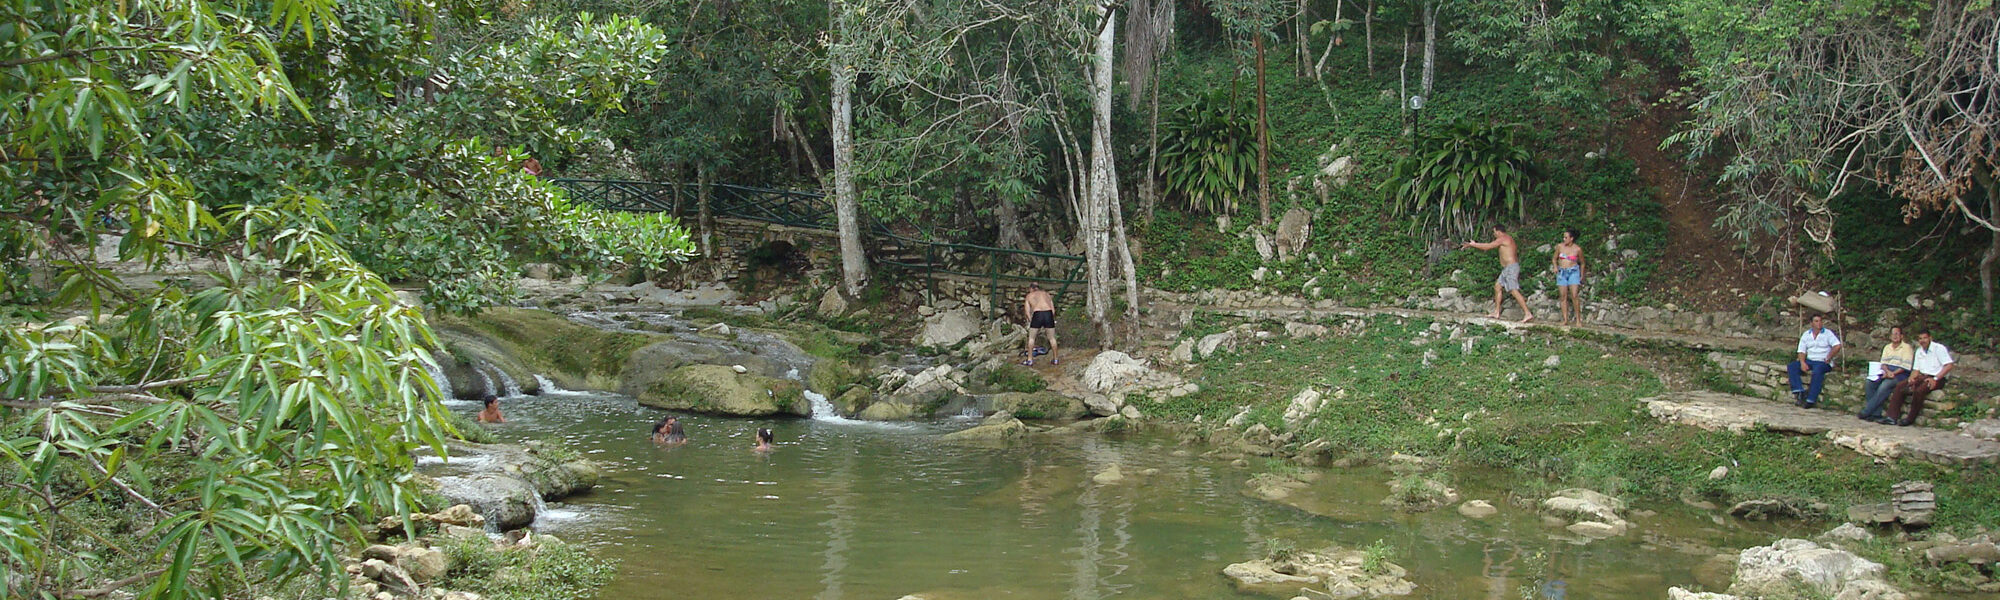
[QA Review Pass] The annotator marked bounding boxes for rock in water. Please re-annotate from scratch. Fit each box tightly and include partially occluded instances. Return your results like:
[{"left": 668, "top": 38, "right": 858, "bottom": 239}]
[
  {"left": 1458, "top": 500, "right": 1498, "bottom": 519},
  {"left": 1730, "top": 539, "right": 1903, "bottom": 600},
  {"left": 1668, "top": 588, "right": 1741, "bottom": 600}
]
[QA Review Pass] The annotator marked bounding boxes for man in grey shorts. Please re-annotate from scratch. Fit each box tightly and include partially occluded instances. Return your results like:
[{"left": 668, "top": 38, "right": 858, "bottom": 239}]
[{"left": 1462, "top": 224, "right": 1536, "bottom": 323}]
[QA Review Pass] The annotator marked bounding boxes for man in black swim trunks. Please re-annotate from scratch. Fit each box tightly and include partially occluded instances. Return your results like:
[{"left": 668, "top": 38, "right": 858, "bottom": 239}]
[{"left": 1022, "top": 283, "right": 1059, "bottom": 366}]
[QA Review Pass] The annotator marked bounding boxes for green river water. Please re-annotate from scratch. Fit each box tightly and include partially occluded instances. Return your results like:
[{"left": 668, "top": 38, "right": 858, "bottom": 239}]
[{"left": 456, "top": 389, "right": 1809, "bottom": 600}]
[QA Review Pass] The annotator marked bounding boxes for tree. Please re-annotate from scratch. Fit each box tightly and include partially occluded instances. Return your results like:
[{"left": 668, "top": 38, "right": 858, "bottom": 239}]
[
  {"left": 831, "top": 0, "right": 870, "bottom": 298},
  {"left": 0, "top": 1, "right": 688, "bottom": 596},
  {"left": 1210, "top": 0, "right": 1283, "bottom": 226},
  {"left": 1668, "top": 0, "right": 1998, "bottom": 306}
]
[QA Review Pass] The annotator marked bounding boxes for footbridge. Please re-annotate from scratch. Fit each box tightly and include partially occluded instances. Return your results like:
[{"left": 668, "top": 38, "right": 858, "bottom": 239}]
[{"left": 549, "top": 178, "right": 1085, "bottom": 312}]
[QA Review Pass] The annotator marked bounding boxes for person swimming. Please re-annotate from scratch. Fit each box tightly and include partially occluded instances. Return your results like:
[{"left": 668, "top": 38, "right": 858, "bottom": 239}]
[
  {"left": 476, "top": 394, "right": 504, "bottom": 423},
  {"left": 652, "top": 415, "right": 687, "bottom": 445},
  {"left": 753, "top": 427, "right": 774, "bottom": 452}
]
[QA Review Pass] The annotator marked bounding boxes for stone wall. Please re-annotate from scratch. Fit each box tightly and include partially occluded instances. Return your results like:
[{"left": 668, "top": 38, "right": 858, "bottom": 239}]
[{"left": 1703, "top": 352, "right": 1984, "bottom": 424}]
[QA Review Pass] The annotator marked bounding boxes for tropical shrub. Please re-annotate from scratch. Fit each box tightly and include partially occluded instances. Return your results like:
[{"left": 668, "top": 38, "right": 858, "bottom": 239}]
[
  {"left": 1157, "top": 87, "right": 1258, "bottom": 215},
  {"left": 1381, "top": 119, "right": 1541, "bottom": 241}
]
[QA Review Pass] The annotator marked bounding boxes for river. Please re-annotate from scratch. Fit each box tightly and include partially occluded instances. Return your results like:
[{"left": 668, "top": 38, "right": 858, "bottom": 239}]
[{"left": 456, "top": 388, "right": 1811, "bottom": 599}]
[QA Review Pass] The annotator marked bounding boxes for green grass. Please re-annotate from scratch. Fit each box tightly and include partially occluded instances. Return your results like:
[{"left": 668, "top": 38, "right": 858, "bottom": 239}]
[
  {"left": 1137, "top": 45, "right": 1668, "bottom": 309},
  {"left": 438, "top": 536, "right": 618, "bottom": 600},
  {"left": 1162, "top": 315, "right": 2000, "bottom": 532}
]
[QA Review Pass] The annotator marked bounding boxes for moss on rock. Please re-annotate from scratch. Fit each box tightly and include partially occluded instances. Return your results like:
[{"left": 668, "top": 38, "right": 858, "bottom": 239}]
[
  {"left": 431, "top": 308, "right": 662, "bottom": 390},
  {"left": 640, "top": 364, "right": 808, "bottom": 416}
]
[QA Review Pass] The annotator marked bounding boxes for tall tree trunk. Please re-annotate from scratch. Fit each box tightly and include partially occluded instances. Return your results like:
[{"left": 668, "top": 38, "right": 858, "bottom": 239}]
[
  {"left": 1087, "top": 5, "right": 1119, "bottom": 348},
  {"left": 1983, "top": 177, "right": 1999, "bottom": 313},
  {"left": 1111, "top": 177, "right": 1141, "bottom": 348},
  {"left": 1420, "top": 1, "right": 1436, "bottom": 97},
  {"left": 1295, "top": 0, "right": 1310, "bottom": 76},
  {"left": 1316, "top": 0, "right": 1345, "bottom": 78},
  {"left": 697, "top": 163, "right": 715, "bottom": 257},
  {"left": 1256, "top": 34, "right": 1271, "bottom": 226},
  {"left": 1144, "top": 54, "right": 1162, "bottom": 224},
  {"left": 1365, "top": 0, "right": 1375, "bottom": 76},
  {"left": 831, "top": 31, "right": 869, "bottom": 298}
]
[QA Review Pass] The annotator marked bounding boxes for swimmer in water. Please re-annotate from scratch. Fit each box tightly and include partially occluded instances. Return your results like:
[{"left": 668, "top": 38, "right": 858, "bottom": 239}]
[
  {"left": 651, "top": 415, "right": 687, "bottom": 445},
  {"left": 753, "top": 427, "right": 774, "bottom": 452},
  {"left": 476, "top": 394, "right": 504, "bottom": 423}
]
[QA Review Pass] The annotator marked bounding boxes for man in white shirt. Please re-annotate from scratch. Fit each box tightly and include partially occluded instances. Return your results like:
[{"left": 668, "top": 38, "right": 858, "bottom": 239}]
[
  {"left": 1884, "top": 330, "right": 1954, "bottom": 426},
  {"left": 1787, "top": 314, "right": 1842, "bottom": 409}
]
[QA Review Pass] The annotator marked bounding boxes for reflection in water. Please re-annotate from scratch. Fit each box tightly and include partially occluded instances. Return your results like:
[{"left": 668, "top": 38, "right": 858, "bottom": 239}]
[
  {"left": 459, "top": 389, "right": 1810, "bottom": 600},
  {"left": 816, "top": 449, "right": 856, "bottom": 600}
]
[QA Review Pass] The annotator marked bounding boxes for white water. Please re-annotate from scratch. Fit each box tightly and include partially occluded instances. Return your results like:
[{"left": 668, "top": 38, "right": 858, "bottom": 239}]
[
  {"left": 804, "top": 389, "right": 864, "bottom": 424},
  {"left": 534, "top": 374, "right": 592, "bottom": 396},
  {"left": 421, "top": 356, "right": 456, "bottom": 401},
  {"left": 490, "top": 364, "right": 523, "bottom": 398},
  {"left": 476, "top": 367, "right": 496, "bottom": 398}
]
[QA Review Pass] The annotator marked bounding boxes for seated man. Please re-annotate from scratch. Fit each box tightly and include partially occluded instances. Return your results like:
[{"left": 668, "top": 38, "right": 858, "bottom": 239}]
[
  {"left": 1884, "top": 330, "right": 1954, "bottom": 426},
  {"left": 1787, "top": 314, "right": 1843, "bottom": 409},
  {"left": 1858, "top": 326, "right": 1914, "bottom": 422}
]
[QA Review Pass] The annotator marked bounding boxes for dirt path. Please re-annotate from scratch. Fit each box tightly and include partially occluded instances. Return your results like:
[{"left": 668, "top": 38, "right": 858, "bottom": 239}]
[{"left": 1614, "top": 81, "right": 1787, "bottom": 311}]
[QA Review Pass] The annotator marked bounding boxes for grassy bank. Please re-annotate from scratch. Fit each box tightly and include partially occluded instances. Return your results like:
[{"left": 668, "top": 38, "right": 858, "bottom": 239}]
[{"left": 1152, "top": 314, "right": 2000, "bottom": 533}]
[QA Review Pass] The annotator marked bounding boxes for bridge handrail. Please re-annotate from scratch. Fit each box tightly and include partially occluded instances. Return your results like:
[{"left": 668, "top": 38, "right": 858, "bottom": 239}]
[{"left": 549, "top": 177, "right": 1089, "bottom": 313}]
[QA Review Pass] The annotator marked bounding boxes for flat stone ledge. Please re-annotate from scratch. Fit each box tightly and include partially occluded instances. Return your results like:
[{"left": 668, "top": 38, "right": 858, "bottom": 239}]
[{"left": 1643, "top": 391, "right": 2000, "bottom": 467}]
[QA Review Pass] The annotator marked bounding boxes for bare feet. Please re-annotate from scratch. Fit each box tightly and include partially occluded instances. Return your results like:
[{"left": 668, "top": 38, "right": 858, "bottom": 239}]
[
  {"left": 1520, "top": 314, "right": 1536, "bottom": 323},
  {"left": 1486, "top": 311, "right": 1503, "bottom": 319}
]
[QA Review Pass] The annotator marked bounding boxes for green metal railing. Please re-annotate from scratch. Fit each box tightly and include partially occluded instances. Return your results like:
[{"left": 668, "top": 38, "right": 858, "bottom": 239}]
[{"left": 549, "top": 178, "right": 1087, "bottom": 316}]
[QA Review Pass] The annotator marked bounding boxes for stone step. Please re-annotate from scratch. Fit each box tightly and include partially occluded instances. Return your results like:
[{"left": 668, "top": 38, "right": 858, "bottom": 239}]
[{"left": 1643, "top": 390, "right": 2000, "bottom": 467}]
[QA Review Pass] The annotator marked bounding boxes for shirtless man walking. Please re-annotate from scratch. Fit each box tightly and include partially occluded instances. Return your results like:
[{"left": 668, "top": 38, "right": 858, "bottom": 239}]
[
  {"left": 1022, "top": 283, "right": 1059, "bottom": 366},
  {"left": 1462, "top": 224, "right": 1535, "bottom": 323}
]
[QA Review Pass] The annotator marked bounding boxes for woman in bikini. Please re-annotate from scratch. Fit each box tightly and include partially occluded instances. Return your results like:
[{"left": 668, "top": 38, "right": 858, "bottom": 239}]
[{"left": 1551, "top": 228, "right": 1585, "bottom": 326}]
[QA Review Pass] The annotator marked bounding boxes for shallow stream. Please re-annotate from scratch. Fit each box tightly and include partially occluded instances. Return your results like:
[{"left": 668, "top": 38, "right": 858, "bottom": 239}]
[{"left": 457, "top": 390, "right": 1812, "bottom": 600}]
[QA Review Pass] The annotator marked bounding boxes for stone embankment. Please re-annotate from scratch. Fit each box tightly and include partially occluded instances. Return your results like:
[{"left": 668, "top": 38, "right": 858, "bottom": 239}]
[
  {"left": 1642, "top": 390, "right": 2000, "bottom": 466},
  {"left": 420, "top": 441, "right": 601, "bottom": 530}
]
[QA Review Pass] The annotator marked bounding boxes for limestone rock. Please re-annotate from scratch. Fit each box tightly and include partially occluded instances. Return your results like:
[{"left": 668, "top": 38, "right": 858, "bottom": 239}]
[
  {"left": 914, "top": 308, "right": 981, "bottom": 348},
  {"left": 1729, "top": 499, "right": 1818, "bottom": 521},
  {"left": 1543, "top": 355, "right": 1561, "bottom": 368},
  {"left": 434, "top": 474, "right": 538, "bottom": 531},
  {"left": 857, "top": 400, "right": 922, "bottom": 421},
  {"left": 1199, "top": 331, "right": 1238, "bottom": 358},
  {"left": 1274, "top": 208, "right": 1313, "bottom": 262},
  {"left": 1170, "top": 339, "right": 1196, "bottom": 364},
  {"left": 359, "top": 559, "right": 418, "bottom": 594},
  {"left": 1092, "top": 464, "right": 1125, "bottom": 485},
  {"left": 1083, "top": 393, "right": 1124, "bottom": 417},
  {"left": 360, "top": 545, "right": 402, "bottom": 563},
  {"left": 1223, "top": 548, "right": 1414, "bottom": 599},
  {"left": 430, "top": 504, "right": 483, "bottom": 528},
  {"left": 881, "top": 364, "right": 965, "bottom": 410},
  {"left": 1254, "top": 231, "right": 1275, "bottom": 262},
  {"left": 1567, "top": 521, "right": 1627, "bottom": 538},
  {"left": 1542, "top": 488, "right": 1627, "bottom": 523},
  {"left": 1708, "top": 466, "right": 1729, "bottom": 481},
  {"left": 637, "top": 364, "right": 807, "bottom": 417},
  {"left": 1962, "top": 418, "right": 2000, "bottom": 441},
  {"left": 1818, "top": 523, "right": 1874, "bottom": 543},
  {"left": 1668, "top": 588, "right": 1741, "bottom": 600},
  {"left": 1457, "top": 500, "right": 1498, "bottom": 519},
  {"left": 1284, "top": 321, "right": 1329, "bottom": 339},
  {"left": 988, "top": 391, "right": 1088, "bottom": 420},
  {"left": 1082, "top": 350, "right": 1181, "bottom": 394},
  {"left": 396, "top": 546, "right": 449, "bottom": 584},
  {"left": 817, "top": 288, "right": 851, "bottom": 318},
  {"left": 1281, "top": 388, "right": 1324, "bottom": 429},
  {"left": 1925, "top": 540, "right": 2000, "bottom": 566},
  {"left": 941, "top": 412, "right": 1026, "bottom": 442},
  {"left": 1730, "top": 539, "right": 1903, "bottom": 600}
]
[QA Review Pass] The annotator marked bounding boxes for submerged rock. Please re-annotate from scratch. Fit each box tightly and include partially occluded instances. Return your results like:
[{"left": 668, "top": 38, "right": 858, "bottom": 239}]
[
  {"left": 1541, "top": 488, "right": 1631, "bottom": 539},
  {"left": 1457, "top": 500, "right": 1498, "bottom": 519},
  {"left": 1223, "top": 547, "right": 1415, "bottom": 599},
  {"left": 942, "top": 412, "right": 1026, "bottom": 442}
]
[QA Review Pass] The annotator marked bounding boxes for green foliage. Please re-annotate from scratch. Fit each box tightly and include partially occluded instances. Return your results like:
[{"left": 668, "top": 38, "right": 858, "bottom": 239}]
[
  {"left": 439, "top": 536, "right": 618, "bottom": 600},
  {"left": 1360, "top": 539, "right": 1396, "bottom": 576},
  {"left": 1383, "top": 119, "right": 1542, "bottom": 241},
  {"left": 1261, "top": 537, "right": 1298, "bottom": 562},
  {"left": 1157, "top": 87, "right": 1259, "bottom": 215},
  {"left": 445, "top": 411, "right": 501, "bottom": 444},
  {"left": 983, "top": 364, "right": 1048, "bottom": 393}
]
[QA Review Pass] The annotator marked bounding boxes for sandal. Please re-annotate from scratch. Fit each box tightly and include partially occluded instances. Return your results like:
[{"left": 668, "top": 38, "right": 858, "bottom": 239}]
[{"left": 1022, "top": 359, "right": 1034, "bottom": 366}]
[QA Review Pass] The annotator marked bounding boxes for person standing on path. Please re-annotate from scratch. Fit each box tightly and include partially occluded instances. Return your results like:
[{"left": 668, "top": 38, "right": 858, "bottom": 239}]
[
  {"left": 1551, "top": 228, "right": 1585, "bottom": 326},
  {"left": 1786, "top": 314, "right": 1843, "bottom": 409},
  {"left": 1022, "top": 283, "right": 1060, "bottom": 366},
  {"left": 1858, "top": 325, "right": 1914, "bottom": 423},
  {"left": 1462, "top": 224, "right": 1535, "bottom": 323},
  {"left": 1885, "top": 330, "right": 1954, "bottom": 426}
]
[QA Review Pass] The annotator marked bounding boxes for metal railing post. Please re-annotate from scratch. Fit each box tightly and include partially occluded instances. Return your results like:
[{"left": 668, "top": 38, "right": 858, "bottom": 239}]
[{"left": 925, "top": 243, "right": 937, "bottom": 305}]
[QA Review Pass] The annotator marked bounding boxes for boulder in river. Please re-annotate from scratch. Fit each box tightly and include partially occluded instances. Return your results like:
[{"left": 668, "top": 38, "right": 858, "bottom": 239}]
[
  {"left": 1729, "top": 539, "right": 1905, "bottom": 600},
  {"left": 637, "top": 364, "right": 808, "bottom": 416},
  {"left": 941, "top": 412, "right": 1027, "bottom": 442},
  {"left": 988, "top": 391, "right": 1089, "bottom": 420}
]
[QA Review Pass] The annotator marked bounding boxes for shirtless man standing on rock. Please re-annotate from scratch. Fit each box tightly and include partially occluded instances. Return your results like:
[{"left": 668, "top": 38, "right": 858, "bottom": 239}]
[
  {"left": 1462, "top": 224, "right": 1536, "bottom": 323},
  {"left": 1022, "top": 283, "right": 1059, "bottom": 366}
]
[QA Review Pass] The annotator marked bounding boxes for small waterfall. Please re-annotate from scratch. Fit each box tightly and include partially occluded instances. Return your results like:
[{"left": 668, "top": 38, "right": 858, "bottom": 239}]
[
  {"left": 786, "top": 368, "right": 861, "bottom": 424},
  {"left": 476, "top": 366, "right": 497, "bottom": 398},
  {"left": 534, "top": 374, "right": 585, "bottom": 395},
  {"left": 490, "top": 365, "right": 522, "bottom": 398},
  {"left": 421, "top": 356, "right": 456, "bottom": 401}
]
